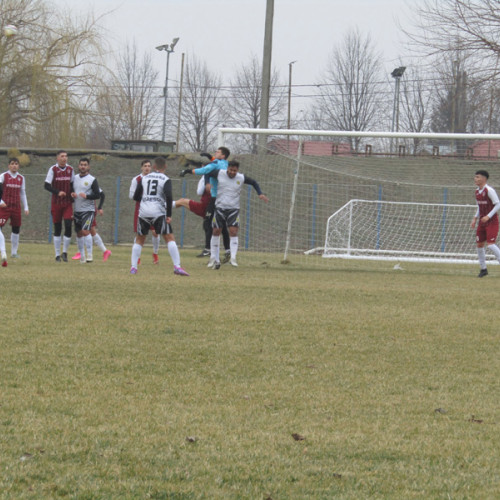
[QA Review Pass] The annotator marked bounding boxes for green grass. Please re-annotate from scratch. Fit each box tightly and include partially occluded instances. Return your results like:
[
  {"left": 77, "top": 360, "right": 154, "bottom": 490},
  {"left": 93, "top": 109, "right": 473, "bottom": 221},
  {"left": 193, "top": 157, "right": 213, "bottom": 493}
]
[{"left": 0, "top": 244, "right": 499, "bottom": 499}]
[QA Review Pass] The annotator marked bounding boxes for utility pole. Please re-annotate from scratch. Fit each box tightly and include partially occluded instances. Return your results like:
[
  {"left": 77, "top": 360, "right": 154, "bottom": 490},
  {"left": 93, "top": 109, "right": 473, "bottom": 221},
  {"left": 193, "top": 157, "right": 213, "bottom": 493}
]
[
  {"left": 258, "top": 0, "right": 274, "bottom": 151},
  {"left": 176, "top": 53, "right": 185, "bottom": 152}
]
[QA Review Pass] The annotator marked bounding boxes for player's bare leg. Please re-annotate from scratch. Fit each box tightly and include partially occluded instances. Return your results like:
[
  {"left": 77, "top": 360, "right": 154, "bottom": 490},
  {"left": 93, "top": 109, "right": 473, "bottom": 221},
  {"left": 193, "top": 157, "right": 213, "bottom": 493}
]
[{"left": 173, "top": 198, "right": 191, "bottom": 209}]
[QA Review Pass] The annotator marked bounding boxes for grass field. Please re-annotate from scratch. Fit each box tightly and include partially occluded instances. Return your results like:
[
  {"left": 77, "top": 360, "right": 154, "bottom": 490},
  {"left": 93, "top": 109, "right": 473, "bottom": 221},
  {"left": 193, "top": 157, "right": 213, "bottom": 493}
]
[{"left": 1, "top": 244, "right": 499, "bottom": 499}]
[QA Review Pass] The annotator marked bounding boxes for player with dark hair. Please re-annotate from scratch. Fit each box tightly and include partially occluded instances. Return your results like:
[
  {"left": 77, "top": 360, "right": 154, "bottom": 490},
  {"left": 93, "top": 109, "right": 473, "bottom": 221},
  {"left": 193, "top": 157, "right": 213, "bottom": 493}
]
[
  {"left": 130, "top": 159, "right": 161, "bottom": 264},
  {"left": 0, "top": 158, "right": 29, "bottom": 266},
  {"left": 71, "top": 188, "right": 112, "bottom": 262},
  {"left": 205, "top": 160, "right": 269, "bottom": 269},
  {"left": 70, "top": 157, "right": 102, "bottom": 263},
  {"left": 180, "top": 147, "right": 231, "bottom": 265},
  {"left": 470, "top": 169, "right": 500, "bottom": 277},
  {"left": 44, "top": 150, "right": 74, "bottom": 262},
  {"left": 130, "top": 156, "right": 188, "bottom": 276}
]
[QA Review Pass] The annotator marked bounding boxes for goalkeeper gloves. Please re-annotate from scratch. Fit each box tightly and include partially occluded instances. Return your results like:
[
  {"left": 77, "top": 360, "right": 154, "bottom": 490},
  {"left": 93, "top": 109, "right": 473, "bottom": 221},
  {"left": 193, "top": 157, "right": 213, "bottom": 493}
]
[
  {"left": 179, "top": 168, "right": 193, "bottom": 177},
  {"left": 200, "top": 152, "right": 213, "bottom": 160}
]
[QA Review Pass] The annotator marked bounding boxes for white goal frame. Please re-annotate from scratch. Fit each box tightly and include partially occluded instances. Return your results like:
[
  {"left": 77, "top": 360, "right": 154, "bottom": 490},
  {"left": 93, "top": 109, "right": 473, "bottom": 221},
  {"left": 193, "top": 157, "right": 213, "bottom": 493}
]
[{"left": 322, "top": 199, "right": 486, "bottom": 264}]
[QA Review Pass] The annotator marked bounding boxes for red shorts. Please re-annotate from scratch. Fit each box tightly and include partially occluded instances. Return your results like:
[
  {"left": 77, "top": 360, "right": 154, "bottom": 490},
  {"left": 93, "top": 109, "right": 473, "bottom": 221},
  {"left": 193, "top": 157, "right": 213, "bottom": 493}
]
[
  {"left": 0, "top": 205, "right": 21, "bottom": 227},
  {"left": 477, "top": 218, "right": 499, "bottom": 244},
  {"left": 51, "top": 203, "right": 73, "bottom": 224},
  {"left": 188, "top": 193, "right": 210, "bottom": 218}
]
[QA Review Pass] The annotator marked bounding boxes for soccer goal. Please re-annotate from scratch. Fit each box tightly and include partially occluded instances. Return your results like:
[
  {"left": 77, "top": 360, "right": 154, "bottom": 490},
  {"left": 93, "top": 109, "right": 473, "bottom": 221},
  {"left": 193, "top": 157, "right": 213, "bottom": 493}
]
[
  {"left": 323, "top": 199, "right": 482, "bottom": 263},
  {"left": 217, "top": 127, "right": 500, "bottom": 266}
]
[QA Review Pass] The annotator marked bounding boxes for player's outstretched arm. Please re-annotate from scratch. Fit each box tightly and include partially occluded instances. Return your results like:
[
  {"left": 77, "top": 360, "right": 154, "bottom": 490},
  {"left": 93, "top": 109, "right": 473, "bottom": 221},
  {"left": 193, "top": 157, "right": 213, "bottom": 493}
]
[{"left": 244, "top": 175, "right": 268, "bottom": 202}]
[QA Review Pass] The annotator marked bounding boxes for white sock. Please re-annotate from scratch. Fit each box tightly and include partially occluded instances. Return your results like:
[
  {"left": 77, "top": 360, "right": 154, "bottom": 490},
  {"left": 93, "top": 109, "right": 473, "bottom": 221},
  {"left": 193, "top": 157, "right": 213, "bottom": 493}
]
[
  {"left": 0, "top": 228, "right": 6, "bottom": 255},
  {"left": 93, "top": 233, "right": 106, "bottom": 252},
  {"left": 487, "top": 243, "right": 500, "bottom": 263},
  {"left": 77, "top": 237, "right": 85, "bottom": 259},
  {"left": 210, "top": 235, "right": 220, "bottom": 262},
  {"left": 54, "top": 236, "right": 61, "bottom": 256},
  {"left": 152, "top": 235, "right": 160, "bottom": 254},
  {"left": 63, "top": 236, "right": 71, "bottom": 253},
  {"left": 85, "top": 234, "right": 93, "bottom": 260},
  {"left": 11, "top": 233, "right": 19, "bottom": 255},
  {"left": 131, "top": 243, "right": 142, "bottom": 267},
  {"left": 230, "top": 236, "right": 238, "bottom": 260},
  {"left": 167, "top": 240, "right": 181, "bottom": 267},
  {"left": 478, "top": 247, "right": 487, "bottom": 269},
  {"left": 172, "top": 200, "right": 176, "bottom": 208}
]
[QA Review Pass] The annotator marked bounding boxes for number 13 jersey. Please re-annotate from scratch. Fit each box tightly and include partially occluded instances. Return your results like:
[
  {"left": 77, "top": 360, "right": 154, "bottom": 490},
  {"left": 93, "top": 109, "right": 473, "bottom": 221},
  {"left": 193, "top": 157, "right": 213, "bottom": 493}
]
[{"left": 138, "top": 171, "right": 173, "bottom": 219}]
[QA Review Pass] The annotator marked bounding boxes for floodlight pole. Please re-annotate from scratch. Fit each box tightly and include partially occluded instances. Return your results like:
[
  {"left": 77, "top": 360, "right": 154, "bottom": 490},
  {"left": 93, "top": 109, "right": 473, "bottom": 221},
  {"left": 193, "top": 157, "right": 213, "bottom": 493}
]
[
  {"left": 390, "top": 66, "right": 406, "bottom": 153},
  {"left": 156, "top": 37, "right": 179, "bottom": 142}
]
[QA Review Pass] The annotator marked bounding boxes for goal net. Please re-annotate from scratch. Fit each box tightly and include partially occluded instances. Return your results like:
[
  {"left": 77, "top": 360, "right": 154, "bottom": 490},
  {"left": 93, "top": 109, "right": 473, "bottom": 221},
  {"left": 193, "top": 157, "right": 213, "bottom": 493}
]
[
  {"left": 324, "top": 199, "right": 482, "bottom": 263},
  {"left": 216, "top": 128, "right": 500, "bottom": 267}
]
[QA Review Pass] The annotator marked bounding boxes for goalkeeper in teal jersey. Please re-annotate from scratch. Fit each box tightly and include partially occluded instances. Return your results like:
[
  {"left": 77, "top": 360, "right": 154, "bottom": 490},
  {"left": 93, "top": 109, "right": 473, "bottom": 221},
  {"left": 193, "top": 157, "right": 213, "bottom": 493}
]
[{"left": 180, "top": 147, "right": 231, "bottom": 262}]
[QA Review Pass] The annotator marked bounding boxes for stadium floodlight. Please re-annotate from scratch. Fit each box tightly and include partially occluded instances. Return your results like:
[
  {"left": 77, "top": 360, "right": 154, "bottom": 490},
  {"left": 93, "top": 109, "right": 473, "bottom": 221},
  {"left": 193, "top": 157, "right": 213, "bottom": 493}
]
[
  {"left": 391, "top": 66, "right": 406, "bottom": 78},
  {"left": 156, "top": 37, "right": 180, "bottom": 142},
  {"left": 391, "top": 66, "right": 406, "bottom": 152}
]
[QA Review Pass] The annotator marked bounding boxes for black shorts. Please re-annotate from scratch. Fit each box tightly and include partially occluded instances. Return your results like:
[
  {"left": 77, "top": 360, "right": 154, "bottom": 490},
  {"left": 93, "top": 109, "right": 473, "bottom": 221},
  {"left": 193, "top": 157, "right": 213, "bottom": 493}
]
[
  {"left": 138, "top": 216, "right": 172, "bottom": 236},
  {"left": 213, "top": 208, "right": 240, "bottom": 229},
  {"left": 74, "top": 211, "right": 95, "bottom": 232}
]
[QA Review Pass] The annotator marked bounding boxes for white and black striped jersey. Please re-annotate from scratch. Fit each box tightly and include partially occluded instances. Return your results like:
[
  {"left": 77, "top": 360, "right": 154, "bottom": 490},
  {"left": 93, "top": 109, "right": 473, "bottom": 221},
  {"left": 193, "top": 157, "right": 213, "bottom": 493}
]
[
  {"left": 73, "top": 173, "right": 100, "bottom": 212},
  {"left": 135, "top": 171, "right": 173, "bottom": 218},
  {"left": 208, "top": 170, "right": 263, "bottom": 210}
]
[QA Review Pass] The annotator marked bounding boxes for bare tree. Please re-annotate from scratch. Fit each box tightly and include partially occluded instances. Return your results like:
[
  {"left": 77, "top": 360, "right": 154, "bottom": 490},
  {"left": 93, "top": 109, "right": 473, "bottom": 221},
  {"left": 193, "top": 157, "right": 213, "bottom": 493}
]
[
  {"left": 398, "top": 65, "right": 434, "bottom": 153},
  {"left": 223, "top": 55, "right": 285, "bottom": 152},
  {"left": 0, "top": 0, "right": 105, "bottom": 147},
  {"left": 90, "top": 41, "right": 160, "bottom": 146},
  {"left": 406, "top": 0, "right": 500, "bottom": 80},
  {"left": 175, "top": 55, "right": 222, "bottom": 152},
  {"left": 313, "top": 28, "right": 385, "bottom": 151}
]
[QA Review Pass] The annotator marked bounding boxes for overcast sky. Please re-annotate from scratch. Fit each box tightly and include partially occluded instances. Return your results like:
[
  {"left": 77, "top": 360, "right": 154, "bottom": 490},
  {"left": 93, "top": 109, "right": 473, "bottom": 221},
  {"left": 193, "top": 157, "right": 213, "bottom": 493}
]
[
  {"left": 51, "top": 0, "right": 422, "bottom": 115},
  {"left": 52, "top": 0, "right": 421, "bottom": 74}
]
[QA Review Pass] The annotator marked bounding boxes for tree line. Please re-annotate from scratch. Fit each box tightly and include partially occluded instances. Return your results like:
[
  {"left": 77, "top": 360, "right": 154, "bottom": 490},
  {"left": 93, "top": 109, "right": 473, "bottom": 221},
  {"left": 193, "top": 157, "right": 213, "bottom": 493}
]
[{"left": 1, "top": 0, "right": 500, "bottom": 153}]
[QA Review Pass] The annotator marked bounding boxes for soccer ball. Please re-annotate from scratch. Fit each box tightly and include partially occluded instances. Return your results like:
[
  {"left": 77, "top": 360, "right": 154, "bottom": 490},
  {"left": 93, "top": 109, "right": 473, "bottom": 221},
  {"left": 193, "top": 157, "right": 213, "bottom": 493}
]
[{"left": 3, "top": 25, "right": 18, "bottom": 37}]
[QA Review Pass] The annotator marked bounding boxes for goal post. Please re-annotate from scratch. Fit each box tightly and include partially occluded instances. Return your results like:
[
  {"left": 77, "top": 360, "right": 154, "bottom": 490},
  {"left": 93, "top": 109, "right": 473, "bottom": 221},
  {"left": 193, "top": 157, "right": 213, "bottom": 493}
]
[
  {"left": 323, "top": 199, "right": 487, "bottom": 264},
  {"left": 215, "top": 127, "right": 500, "bottom": 267}
]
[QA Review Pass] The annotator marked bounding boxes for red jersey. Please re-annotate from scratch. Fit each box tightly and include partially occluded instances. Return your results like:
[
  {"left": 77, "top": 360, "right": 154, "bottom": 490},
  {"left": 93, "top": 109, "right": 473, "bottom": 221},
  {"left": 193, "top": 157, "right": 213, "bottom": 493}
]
[
  {"left": 0, "top": 171, "right": 25, "bottom": 208},
  {"left": 45, "top": 164, "right": 74, "bottom": 206},
  {"left": 475, "top": 184, "right": 499, "bottom": 224}
]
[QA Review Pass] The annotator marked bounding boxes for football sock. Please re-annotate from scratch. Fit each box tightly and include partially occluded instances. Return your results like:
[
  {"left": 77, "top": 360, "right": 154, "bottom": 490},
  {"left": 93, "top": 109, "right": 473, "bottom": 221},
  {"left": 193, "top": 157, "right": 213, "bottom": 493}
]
[
  {"left": 487, "top": 243, "right": 500, "bottom": 263},
  {"left": 77, "top": 237, "right": 85, "bottom": 259},
  {"left": 210, "top": 235, "right": 220, "bottom": 262},
  {"left": 230, "top": 236, "right": 238, "bottom": 260},
  {"left": 0, "top": 228, "right": 6, "bottom": 254},
  {"left": 53, "top": 236, "right": 62, "bottom": 256},
  {"left": 63, "top": 236, "right": 71, "bottom": 254},
  {"left": 167, "top": 240, "right": 181, "bottom": 267},
  {"left": 93, "top": 233, "right": 107, "bottom": 252},
  {"left": 85, "top": 234, "right": 93, "bottom": 260},
  {"left": 477, "top": 247, "right": 487, "bottom": 269},
  {"left": 152, "top": 235, "right": 160, "bottom": 255},
  {"left": 11, "top": 233, "right": 19, "bottom": 255},
  {"left": 131, "top": 243, "right": 142, "bottom": 267}
]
